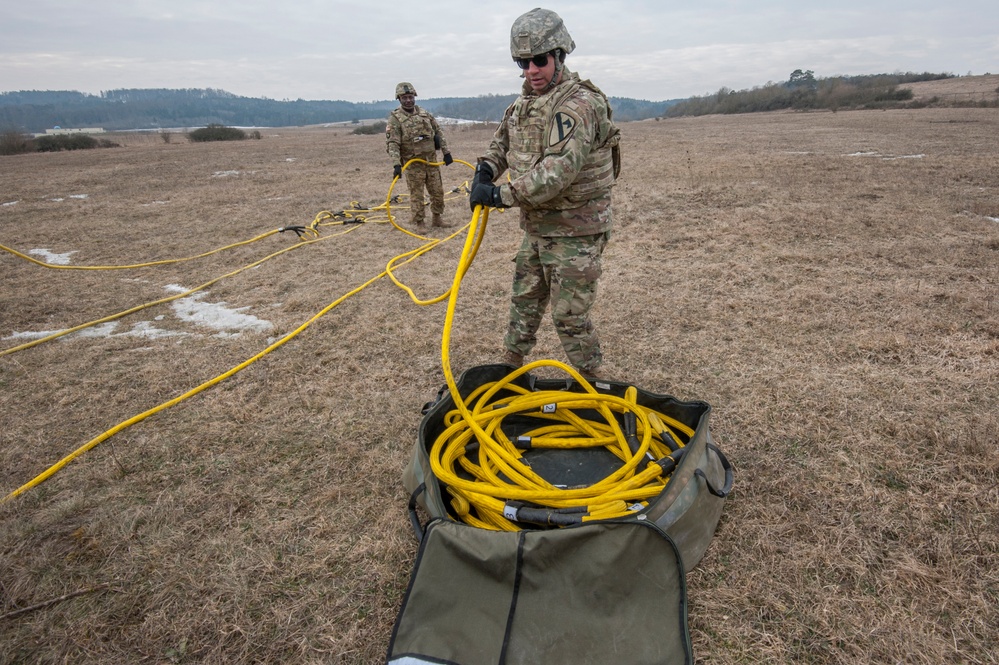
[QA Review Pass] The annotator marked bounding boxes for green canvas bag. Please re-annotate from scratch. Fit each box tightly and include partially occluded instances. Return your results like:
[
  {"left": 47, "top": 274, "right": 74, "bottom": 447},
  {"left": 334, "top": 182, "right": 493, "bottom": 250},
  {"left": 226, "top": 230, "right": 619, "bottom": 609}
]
[
  {"left": 403, "top": 364, "right": 732, "bottom": 571},
  {"left": 386, "top": 519, "right": 692, "bottom": 665}
]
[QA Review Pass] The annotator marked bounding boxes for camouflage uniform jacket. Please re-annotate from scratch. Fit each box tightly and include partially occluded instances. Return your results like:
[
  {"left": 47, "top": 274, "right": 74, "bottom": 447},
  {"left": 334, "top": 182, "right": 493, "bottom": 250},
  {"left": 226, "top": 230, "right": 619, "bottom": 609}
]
[
  {"left": 481, "top": 69, "right": 621, "bottom": 237},
  {"left": 385, "top": 105, "right": 449, "bottom": 165}
]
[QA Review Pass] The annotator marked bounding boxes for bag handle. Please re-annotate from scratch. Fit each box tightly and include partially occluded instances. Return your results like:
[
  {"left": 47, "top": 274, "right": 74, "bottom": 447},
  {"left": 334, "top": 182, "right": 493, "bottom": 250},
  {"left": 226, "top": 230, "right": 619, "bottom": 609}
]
[
  {"left": 408, "top": 483, "right": 428, "bottom": 543},
  {"left": 695, "top": 444, "right": 733, "bottom": 498}
]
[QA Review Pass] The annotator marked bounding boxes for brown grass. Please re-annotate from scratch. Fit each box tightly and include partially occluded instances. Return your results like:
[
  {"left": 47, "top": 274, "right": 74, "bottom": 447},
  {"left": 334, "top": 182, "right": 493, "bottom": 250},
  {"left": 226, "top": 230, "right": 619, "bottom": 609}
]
[
  {"left": 2, "top": 107, "right": 998, "bottom": 664},
  {"left": 903, "top": 74, "right": 999, "bottom": 103}
]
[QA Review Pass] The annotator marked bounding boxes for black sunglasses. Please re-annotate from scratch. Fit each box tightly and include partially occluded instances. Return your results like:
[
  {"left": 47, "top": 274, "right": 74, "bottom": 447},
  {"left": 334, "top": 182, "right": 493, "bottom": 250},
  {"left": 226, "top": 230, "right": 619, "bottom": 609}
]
[{"left": 514, "top": 53, "right": 550, "bottom": 70}]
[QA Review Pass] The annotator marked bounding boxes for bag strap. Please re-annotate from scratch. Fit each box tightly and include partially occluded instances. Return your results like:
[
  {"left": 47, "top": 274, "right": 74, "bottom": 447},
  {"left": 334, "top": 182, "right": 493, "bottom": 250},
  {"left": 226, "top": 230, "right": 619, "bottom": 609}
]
[
  {"left": 694, "top": 444, "right": 733, "bottom": 498},
  {"left": 408, "top": 483, "right": 428, "bottom": 544}
]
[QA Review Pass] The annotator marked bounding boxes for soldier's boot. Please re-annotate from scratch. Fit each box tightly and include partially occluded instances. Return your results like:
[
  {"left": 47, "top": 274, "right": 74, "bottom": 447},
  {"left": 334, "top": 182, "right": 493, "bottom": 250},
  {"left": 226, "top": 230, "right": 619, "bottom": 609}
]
[
  {"left": 577, "top": 366, "right": 606, "bottom": 382},
  {"left": 502, "top": 350, "right": 524, "bottom": 368},
  {"left": 413, "top": 217, "right": 426, "bottom": 231},
  {"left": 432, "top": 213, "right": 452, "bottom": 228}
]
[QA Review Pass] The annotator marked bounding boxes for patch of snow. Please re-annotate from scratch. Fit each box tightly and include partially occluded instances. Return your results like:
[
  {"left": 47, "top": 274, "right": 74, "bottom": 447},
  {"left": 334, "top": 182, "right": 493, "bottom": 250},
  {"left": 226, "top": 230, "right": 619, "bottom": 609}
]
[
  {"left": 170, "top": 291, "right": 274, "bottom": 334},
  {"left": 1, "top": 200, "right": 18, "bottom": 207},
  {"left": 72, "top": 322, "right": 121, "bottom": 338},
  {"left": 5, "top": 328, "right": 64, "bottom": 341},
  {"left": 29, "top": 248, "right": 77, "bottom": 265},
  {"left": 121, "top": 321, "right": 189, "bottom": 339}
]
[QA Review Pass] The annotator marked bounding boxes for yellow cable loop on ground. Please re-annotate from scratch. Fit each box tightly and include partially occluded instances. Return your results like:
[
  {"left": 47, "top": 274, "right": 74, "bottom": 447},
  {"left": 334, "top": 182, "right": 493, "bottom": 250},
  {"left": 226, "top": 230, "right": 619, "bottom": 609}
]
[
  {"left": 385, "top": 157, "right": 475, "bottom": 240},
  {"left": 1, "top": 234, "right": 449, "bottom": 503},
  {"left": 0, "top": 225, "right": 360, "bottom": 357},
  {"left": 0, "top": 229, "right": 285, "bottom": 270},
  {"left": 1, "top": 202, "right": 457, "bottom": 503},
  {"left": 432, "top": 205, "right": 696, "bottom": 530}
]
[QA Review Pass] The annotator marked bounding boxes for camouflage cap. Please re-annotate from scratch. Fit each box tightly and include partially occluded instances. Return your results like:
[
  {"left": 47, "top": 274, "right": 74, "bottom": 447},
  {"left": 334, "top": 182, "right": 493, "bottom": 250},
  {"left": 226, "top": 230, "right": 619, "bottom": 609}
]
[
  {"left": 510, "top": 8, "right": 575, "bottom": 59},
  {"left": 395, "top": 82, "right": 417, "bottom": 98}
]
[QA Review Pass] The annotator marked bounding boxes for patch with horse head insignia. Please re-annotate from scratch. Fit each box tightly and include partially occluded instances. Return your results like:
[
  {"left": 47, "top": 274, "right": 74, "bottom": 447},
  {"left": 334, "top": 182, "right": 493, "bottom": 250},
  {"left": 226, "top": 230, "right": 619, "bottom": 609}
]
[{"left": 549, "top": 109, "right": 581, "bottom": 152}]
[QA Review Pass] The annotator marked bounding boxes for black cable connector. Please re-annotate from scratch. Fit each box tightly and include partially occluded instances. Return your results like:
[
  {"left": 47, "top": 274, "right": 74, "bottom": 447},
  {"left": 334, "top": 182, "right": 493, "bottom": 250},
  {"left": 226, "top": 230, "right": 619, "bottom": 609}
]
[
  {"left": 279, "top": 225, "right": 309, "bottom": 239},
  {"left": 623, "top": 412, "right": 640, "bottom": 456},
  {"left": 652, "top": 447, "right": 688, "bottom": 476},
  {"left": 503, "top": 502, "right": 587, "bottom": 527},
  {"left": 512, "top": 435, "right": 532, "bottom": 450}
]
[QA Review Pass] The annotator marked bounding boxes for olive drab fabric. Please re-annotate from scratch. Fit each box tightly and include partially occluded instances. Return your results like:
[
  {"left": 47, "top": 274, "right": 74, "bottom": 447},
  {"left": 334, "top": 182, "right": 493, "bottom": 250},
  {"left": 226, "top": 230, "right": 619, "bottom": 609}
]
[
  {"left": 481, "top": 70, "right": 620, "bottom": 237},
  {"left": 393, "top": 363, "right": 732, "bottom": 663},
  {"left": 386, "top": 520, "right": 692, "bottom": 665},
  {"left": 403, "top": 364, "right": 733, "bottom": 572}
]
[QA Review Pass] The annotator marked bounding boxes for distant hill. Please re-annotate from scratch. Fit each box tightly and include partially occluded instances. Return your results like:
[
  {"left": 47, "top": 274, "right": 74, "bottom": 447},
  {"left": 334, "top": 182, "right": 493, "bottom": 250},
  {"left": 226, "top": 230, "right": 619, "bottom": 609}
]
[
  {"left": 662, "top": 72, "right": 997, "bottom": 117},
  {"left": 901, "top": 73, "right": 999, "bottom": 103},
  {"left": 0, "top": 88, "right": 678, "bottom": 133}
]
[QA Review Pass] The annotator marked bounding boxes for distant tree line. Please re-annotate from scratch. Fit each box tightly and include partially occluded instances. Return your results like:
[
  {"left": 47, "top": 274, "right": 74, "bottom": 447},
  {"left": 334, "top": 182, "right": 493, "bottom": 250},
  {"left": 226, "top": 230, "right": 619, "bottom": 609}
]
[
  {"left": 0, "top": 88, "right": 398, "bottom": 133},
  {"left": 0, "top": 88, "right": 675, "bottom": 133},
  {"left": 426, "top": 94, "right": 674, "bottom": 123},
  {"left": 6, "top": 72, "right": 970, "bottom": 134},
  {"left": 664, "top": 71, "right": 965, "bottom": 117}
]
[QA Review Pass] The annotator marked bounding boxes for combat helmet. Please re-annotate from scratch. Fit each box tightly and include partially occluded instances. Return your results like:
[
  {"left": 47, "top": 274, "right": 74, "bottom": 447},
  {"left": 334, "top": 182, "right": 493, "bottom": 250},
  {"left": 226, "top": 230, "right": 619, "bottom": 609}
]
[
  {"left": 395, "top": 82, "right": 417, "bottom": 98},
  {"left": 509, "top": 8, "right": 575, "bottom": 59}
]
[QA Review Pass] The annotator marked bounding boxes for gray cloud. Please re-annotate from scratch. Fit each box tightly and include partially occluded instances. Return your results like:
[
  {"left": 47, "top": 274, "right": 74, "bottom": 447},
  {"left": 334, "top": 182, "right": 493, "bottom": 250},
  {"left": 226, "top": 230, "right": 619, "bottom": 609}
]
[{"left": 2, "top": 1, "right": 995, "bottom": 101}]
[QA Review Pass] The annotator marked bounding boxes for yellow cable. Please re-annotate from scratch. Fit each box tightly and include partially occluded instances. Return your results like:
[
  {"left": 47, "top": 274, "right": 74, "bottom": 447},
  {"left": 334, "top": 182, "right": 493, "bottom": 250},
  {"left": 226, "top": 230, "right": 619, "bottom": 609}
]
[
  {"left": 0, "top": 230, "right": 283, "bottom": 270},
  {"left": 1, "top": 184, "right": 471, "bottom": 501},
  {"left": 430, "top": 205, "right": 696, "bottom": 530},
  {"left": 0, "top": 226, "right": 358, "bottom": 357},
  {"left": 1, "top": 225, "right": 446, "bottom": 503}
]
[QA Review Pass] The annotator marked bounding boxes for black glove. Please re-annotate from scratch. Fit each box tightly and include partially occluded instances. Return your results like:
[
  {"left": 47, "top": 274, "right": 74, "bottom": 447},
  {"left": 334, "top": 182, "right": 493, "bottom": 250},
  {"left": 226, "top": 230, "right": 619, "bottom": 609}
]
[
  {"left": 443, "top": 152, "right": 453, "bottom": 166},
  {"left": 470, "top": 182, "right": 507, "bottom": 211},
  {"left": 393, "top": 164, "right": 402, "bottom": 179},
  {"left": 471, "top": 162, "right": 494, "bottom": 189}
]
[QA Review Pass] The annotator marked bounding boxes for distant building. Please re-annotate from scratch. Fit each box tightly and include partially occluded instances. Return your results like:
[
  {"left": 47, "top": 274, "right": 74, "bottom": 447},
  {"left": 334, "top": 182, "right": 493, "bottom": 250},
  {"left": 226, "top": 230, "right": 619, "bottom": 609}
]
[{"left": 42, "top": 127, "right": 106, "bottom": 135}]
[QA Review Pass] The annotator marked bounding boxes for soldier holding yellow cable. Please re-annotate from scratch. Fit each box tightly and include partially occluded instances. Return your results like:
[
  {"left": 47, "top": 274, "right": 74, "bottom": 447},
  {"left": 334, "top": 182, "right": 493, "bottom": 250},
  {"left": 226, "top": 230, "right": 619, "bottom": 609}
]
[
  {"left": 469, "top": 8, "right": 621, "bottom": 381},
  {"left": 386, "top": 82, "right": 454, "bottom": 230}
]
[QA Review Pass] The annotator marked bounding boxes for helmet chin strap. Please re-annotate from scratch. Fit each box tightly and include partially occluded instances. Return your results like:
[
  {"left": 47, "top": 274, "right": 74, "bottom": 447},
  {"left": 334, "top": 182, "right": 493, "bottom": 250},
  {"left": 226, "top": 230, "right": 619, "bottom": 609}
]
[{"left": 547, "top": 55, "right": 564, "bottom": 92}]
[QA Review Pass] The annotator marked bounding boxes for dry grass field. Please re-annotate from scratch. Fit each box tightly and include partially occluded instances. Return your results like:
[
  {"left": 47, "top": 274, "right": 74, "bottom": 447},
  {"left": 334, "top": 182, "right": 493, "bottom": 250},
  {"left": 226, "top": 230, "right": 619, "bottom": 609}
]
[
  {"left": 903, "top": 74, "right": 999, "bottom": 103},
  {"left": 2, "top": 106, "right": 998, "bottom": 664}
]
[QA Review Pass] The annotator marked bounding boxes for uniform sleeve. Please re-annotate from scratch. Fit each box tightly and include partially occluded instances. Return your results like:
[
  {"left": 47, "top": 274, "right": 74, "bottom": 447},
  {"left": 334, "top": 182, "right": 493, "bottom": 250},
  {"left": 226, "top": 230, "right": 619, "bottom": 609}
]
[
  {"left": 385, "top": 114, "right": 402, "bottom": 165},
  {"left": 505, "top": 94, "right": 598, "bottom": 208}
]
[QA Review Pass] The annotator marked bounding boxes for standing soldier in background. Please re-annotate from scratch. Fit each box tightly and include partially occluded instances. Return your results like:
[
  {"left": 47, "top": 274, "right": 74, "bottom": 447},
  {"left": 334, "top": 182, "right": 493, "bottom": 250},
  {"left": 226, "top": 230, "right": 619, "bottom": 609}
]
[
  {"left": 469, "top": 8, "right": 621, "bottom": 381},
  {"left": 386, "top": 82, "right": 453, "bottom": 230}
]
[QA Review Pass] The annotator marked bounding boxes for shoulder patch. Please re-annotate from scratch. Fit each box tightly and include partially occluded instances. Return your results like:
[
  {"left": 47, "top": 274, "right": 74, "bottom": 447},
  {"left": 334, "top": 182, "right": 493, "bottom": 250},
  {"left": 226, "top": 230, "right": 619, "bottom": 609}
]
[{"left": 548, "top": 109, "right": 581, "bottom": 152}]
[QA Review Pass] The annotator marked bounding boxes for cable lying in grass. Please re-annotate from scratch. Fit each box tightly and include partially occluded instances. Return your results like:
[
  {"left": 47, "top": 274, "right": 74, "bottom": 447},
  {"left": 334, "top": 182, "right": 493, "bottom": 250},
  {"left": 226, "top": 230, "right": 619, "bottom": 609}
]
[
  {"left": 1, "top": 160, "right": 474, "bottom": 357},
  {"left": 2, "top": 159, "right": 478, "bottom": 503}
]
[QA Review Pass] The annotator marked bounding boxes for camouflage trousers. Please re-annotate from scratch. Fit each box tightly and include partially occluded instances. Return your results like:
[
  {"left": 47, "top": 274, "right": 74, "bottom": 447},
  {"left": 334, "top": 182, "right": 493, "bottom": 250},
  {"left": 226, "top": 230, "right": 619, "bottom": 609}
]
[
  {"left": 504, "top": 231, "right": 610, "bottom": 372},
  {"left": 403, "top": 158, "right": 445, "bottom": 225}
]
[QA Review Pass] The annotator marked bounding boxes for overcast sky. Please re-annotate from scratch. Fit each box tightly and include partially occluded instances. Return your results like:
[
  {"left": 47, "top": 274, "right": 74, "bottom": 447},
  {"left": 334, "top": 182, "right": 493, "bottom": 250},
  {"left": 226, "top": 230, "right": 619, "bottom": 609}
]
[{"left": 2, "top": 1, "right": 996, "bottom": 102}]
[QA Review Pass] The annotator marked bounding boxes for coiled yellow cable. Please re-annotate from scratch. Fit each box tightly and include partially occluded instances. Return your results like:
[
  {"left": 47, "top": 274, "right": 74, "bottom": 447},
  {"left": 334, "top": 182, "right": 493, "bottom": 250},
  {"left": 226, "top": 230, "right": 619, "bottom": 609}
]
[{"left": 432, "top": 204, "right": 695, "bottom": 530}]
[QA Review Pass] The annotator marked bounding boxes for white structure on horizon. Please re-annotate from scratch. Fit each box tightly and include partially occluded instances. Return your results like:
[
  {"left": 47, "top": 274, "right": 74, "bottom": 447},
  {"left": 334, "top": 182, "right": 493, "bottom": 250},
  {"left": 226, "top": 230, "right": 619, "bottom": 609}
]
[{"left": 43, "top": 127, "right": 106, "bottom": 135}]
